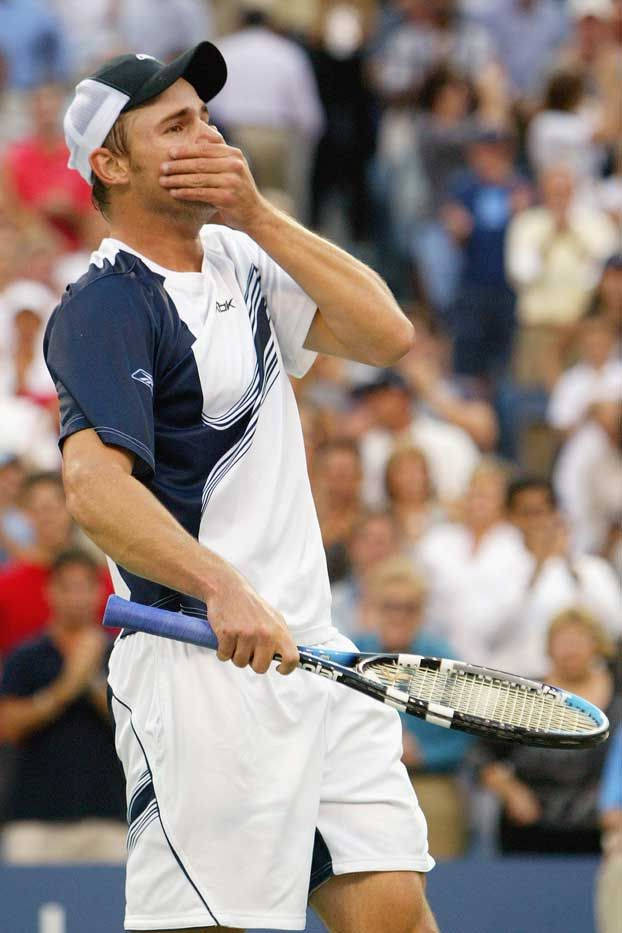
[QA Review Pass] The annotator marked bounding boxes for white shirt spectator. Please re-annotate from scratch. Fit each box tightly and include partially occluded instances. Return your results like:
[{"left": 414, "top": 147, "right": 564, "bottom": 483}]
[
  {"left": 506, "top": 202, "right": 619, "bottom": 325},
  {"left": 0, "top": 396, "right": 60, "bottom": 470},
  {"left": 0, "top": 280, "right": 57, "bottom": 399},
  {"left": 52, "top": 0, "right": 214, "bottom": 70},
  {"left": 554, "top": 419, "right": 619, "bottom": 551},
  {"left": 210, "top": 26, "right": 324, "bottom": 138},
  {"left": 494, "top": 551, "right": 622, "bottom": 677},
  {"left": 547, "top": 358, "right": 622, "bottom": 430},
  {"left": 414, "top": 520, "right": 526, "bottom": 666},
  {"left": 527, "top": 109, "right": 604, "bottom": 183},
  {"left": 360, "top": 413, "right": 480, "bottom": 508}
]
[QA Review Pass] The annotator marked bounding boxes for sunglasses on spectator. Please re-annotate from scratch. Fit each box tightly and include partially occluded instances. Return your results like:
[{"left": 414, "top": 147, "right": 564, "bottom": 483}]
[{"left": 379, "top": 600, "right": 424, "bottom": 614}]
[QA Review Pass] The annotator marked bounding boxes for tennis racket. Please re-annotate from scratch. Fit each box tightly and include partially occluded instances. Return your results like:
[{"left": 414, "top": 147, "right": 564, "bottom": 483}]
[{"left": 103, "top": 595, "right": 609, "bottom": 749}]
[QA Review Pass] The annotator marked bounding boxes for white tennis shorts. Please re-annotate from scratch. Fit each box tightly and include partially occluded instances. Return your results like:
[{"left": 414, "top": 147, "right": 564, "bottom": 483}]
[{"left": 107, "top": 629, "right": 434, "bottom": 931}]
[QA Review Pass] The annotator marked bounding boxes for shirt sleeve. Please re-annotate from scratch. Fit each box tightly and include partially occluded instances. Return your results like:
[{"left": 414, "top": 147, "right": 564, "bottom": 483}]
[
  {"left": 255, "top": 246, "right": 318, "bottom": 379},
  {"left": 43, "top": 274, "right": 158, "bottom": 479}
]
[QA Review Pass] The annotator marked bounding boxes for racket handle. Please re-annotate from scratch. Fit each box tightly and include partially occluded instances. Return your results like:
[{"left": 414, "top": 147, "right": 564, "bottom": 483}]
[{"left": 103, "top": 594, "right": 219, "bottom": 651}]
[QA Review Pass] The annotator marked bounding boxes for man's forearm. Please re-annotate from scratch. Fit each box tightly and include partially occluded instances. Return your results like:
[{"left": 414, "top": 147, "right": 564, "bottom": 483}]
[
  {"left": 64, "top": 448, "right": 227, "bottom": 604},
  {"left": 246, "top": 203, "right": 413, "bottom": 365}
]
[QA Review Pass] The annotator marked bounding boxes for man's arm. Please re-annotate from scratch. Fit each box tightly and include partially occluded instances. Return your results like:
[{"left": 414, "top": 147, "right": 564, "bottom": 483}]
[
  {"left": 159, "top": 137, "right": 414, "bottom": 366},
  {"left": 61, "top": 430, "right": 299, "bottom": 675},
  {"left": 0, "top": 628, "right": 107, "bottom": 744}
]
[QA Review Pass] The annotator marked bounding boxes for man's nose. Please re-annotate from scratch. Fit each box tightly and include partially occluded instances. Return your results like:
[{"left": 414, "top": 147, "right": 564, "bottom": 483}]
[{"left": 197, "top": 121, "right": 223, "bottom": 144}]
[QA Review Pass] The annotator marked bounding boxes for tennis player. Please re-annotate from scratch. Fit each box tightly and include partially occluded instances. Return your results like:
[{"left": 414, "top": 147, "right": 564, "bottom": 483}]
[{"left": 44, "top": 43, "right": 439, "bottom": 933}]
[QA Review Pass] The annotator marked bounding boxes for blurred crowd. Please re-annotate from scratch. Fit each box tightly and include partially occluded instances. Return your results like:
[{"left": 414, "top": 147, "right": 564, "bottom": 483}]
[{"left": 0, "top": 0, "right": 620, "bottom": 926}]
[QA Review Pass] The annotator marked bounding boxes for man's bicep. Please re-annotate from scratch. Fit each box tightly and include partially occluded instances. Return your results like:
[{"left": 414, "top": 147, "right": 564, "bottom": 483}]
[{"left": 62, "top": 428, "right": 136, "bottom": 480}]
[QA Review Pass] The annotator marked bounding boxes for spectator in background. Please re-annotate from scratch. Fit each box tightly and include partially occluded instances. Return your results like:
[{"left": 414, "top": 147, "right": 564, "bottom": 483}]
[
  {"left": 354, "top": 369, "right": 480, "bottom": 508},
  {"left": 0, "top": 279, "right": 57, "bottom": 403},
  {"left": 209, "top": 2, "right": 324, "bottom": 220},
  {"left": 330, "top": 510, "right": 401, "bottom": 638},
  {"left": 410, "top": 66, "right": 475, "bottom": 313},
  {"left": 385, "top": 446, "right": 444, "bottom": 551},
  {"left": 0, "top": 0, "right": 70, "bottom": 92},
  {"left": 506, "top": 165, "right": 619, "bottom": 332},
  {"left": 0, "top": 455, "right": 32, "bottom": 567},
  {"left": 313, "top": 438, "right": 363, "bottom": 583},
  {"left": 557, "top": 0, "right": 622, "bottom": 148},
  {"left": 475, "top": 0, "right": 568, "bottom": 102},
  {"left": 442, "top": 126, "right": 530, "bottom": 385},
  {"left": 0, "top": 549, "right": 125, "bottom": 863},
  {"left": 548, "top": 315, "right": 622, "bottom": 434},
  {"left": 415, "top": 459, "right": 526, "bottom": 667},
  {"left": 357, "top": 557, "right": 472, "bottom": 858},
  {"left": 589, "top": 253, "right": 622, "bottom": 345},
  {"left": 308, "top": 2, "right": 377, "bottom": 243},
  {"left": 397, "top": 315, "right": 499, "bottom": 451},
  {"left": 596, "top": 726, "right": 622, "bottom": 933},
  {"left": 499, "top": 476, "right": 622, "bottom": 676},
  {"left": 2, "top": 84, "right": 99, "bottom": 252},
  {"left": 474, "top": 607, "right": 622, "bottom": 855},
  {"left": 0, "top": 472, "right": 110, "bottom": 661},
  {"left": 526, "top": 70, "right": 606, "bottom": 186}
]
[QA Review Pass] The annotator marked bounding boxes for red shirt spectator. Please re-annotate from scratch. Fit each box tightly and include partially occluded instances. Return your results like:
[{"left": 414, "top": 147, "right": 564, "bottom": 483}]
[
  {"left": 3, "top": 85, "right": 94, "bottom": 251},
  {"left": 0, "top": 472, "right": 112, "bottom": 661}
]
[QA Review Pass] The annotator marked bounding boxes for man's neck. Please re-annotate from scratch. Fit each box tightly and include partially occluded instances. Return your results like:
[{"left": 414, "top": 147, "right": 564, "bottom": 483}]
[{"left": 109, "top": 217, "right": 205, "bottom": 273}]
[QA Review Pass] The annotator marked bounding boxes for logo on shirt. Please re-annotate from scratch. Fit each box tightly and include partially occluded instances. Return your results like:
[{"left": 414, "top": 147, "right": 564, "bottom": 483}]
[
  {"left": 216, "top": 298, "right": 235, "bottom": 313},
  {"left": 131, "top": 369, "right": 154, "bottom": 392},
  {"left": 136, "top": 53, "right": 157, "bottom": 61}
]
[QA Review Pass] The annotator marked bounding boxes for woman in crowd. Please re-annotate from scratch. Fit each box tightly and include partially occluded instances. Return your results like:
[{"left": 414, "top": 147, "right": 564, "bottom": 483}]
[
  {"left": 474, "top": 607, "right": 622, "bottom": 855},
  {"left": 385, "top": 445, "right": 444, "bottom": 550}
]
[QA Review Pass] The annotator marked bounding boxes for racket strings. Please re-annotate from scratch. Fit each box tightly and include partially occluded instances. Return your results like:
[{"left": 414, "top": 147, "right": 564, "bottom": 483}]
[{"left": 366, "top": 661, "right": 597, "bottom": 734}]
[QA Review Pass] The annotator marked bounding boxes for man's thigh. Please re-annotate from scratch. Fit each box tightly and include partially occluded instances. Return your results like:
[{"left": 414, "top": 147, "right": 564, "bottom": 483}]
[{"left": 310, "top": 871, "right": 439, "bottom": 933}]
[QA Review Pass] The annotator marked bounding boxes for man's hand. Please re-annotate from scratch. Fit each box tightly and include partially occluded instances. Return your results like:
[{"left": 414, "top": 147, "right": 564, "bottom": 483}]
[
  {"left": 159, "top": 131, "right": 269, "bottom": 234},
  {"left": 204, "top": 564, "right": 300, "bottom": 676},
  {"left": 58, "top": 627, "right": 108, "bottom": 700}
]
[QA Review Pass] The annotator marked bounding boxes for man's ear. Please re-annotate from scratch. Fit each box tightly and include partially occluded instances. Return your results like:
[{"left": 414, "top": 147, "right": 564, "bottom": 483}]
[{"left": 89, "top": 147, "right": 130, "bottom": 187}]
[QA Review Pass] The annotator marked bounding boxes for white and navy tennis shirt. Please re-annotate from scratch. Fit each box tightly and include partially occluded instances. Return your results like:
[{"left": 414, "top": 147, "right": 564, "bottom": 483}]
[{"left": 44, "top": 227, "right": 333, "bottom": 645}]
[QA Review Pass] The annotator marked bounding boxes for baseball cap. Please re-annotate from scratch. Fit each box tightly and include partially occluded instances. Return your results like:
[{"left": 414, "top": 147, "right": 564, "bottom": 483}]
[
  {"left": 569, "top": 0, "right": 613, "bottom": 19},
  {"left": 64, "top": 42, "right": 227, "bottom": 184}
]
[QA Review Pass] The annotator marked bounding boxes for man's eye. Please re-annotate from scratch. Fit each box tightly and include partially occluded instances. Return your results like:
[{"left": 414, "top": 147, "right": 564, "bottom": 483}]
[{"left": 166, "top": 124, "right": 183, "bottom": 134}]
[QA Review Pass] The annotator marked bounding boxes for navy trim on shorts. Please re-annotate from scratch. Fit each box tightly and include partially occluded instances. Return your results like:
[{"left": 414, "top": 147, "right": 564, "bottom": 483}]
[
  {"left": 109, "top": 689, "right": 221, "bottom": 926},
  {"left": 309, "top": 828, "right": 334, "bottom": 896}
]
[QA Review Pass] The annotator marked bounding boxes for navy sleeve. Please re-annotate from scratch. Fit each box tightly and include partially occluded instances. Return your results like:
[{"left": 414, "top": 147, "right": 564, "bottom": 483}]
[{"left": 44, "top": 272, "right": 158, "bottom": 479}]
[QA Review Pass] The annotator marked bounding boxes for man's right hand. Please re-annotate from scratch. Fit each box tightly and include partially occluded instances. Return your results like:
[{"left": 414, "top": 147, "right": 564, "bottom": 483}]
[{"left": 205, "top": 565, "right": 299, "bottom": 676}]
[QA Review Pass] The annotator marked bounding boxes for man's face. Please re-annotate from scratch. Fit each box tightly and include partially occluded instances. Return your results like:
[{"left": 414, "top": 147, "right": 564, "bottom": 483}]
[
  {"left": 23, "top": 481, "right": 73, "bottom": 551},
  {"left": 115, "top": 79, "right": 222, "bottom": 225},
  {"left": 48, "top": 564, "right": 101, "bottom": 628},
  {"left": 350, "top": 516, "right": 399, "bottom": 572},
  {"left": 509, "top": 486, "right": 555, "bottom": 538},
  {"left": 374, "top": 581, "right": 425, "bottom": 653}
]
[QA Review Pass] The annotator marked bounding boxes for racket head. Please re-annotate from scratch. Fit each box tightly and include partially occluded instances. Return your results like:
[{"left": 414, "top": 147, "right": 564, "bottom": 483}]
[{"left": 355, "top": 654, "right": 610, "bottom": 748}]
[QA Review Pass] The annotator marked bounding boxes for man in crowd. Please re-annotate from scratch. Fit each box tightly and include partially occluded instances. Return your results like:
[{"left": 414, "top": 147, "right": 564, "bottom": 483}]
[
  {"left": 0, "top": 471, "right": 111, "bottom": 661},
  {"left": 0, "top": 549, "right": 126, "bottom": 863},
  {"left": 357, "top": 557, "right": 472, "bottom": 859}
]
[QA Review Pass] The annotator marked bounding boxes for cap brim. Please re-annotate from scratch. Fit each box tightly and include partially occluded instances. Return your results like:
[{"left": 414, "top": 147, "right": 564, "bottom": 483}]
[{"left": 123, "top": 41, "right": 227, "bottom": 112}]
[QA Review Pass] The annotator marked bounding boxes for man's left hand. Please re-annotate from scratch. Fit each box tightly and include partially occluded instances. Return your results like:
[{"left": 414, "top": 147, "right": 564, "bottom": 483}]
[{"left": 159, "top": 138, "right": 269, "bottom": 233}]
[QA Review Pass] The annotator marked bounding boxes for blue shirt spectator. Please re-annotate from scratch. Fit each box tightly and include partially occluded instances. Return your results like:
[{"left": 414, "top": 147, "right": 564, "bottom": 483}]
[
  {"left": 0, "top": 0, "right": 71, "bottom": 90},
  {"left": 358, "top": 628, "right": 473, "bottom": 773}
]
